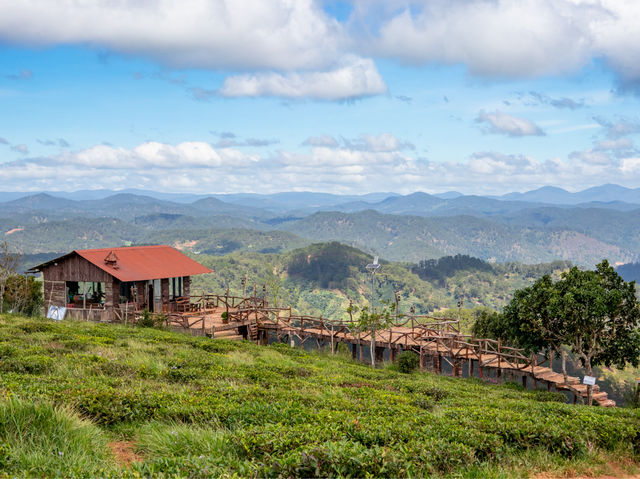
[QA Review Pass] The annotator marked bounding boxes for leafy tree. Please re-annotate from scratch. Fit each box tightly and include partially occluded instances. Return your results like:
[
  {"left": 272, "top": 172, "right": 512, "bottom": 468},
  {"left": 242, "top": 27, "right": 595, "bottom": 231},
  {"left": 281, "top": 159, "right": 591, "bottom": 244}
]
[
  {"left": 351, "top": 301, "right": 396, "bottom": 367},
  {"left": 0, "top": 242, "right": 20, "bottom": 314},
  {"left": 473, "top": 260, "right": 640, "bottom": 405},
  {"left": 3, "top": 275, "right": 43, "bottom": 316}
]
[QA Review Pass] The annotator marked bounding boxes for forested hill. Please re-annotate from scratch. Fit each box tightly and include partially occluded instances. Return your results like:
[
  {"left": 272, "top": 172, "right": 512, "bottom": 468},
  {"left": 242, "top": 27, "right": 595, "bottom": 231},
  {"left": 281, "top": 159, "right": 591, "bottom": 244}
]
[
  {"left": 190, "top": 242, "right": 572, "bottom": 318},
  {"left": 275, "top": 210, "right": 634, "bottom": 265},
  {"left": 3, "top": 188, "right": 640, "bottom": 266}
]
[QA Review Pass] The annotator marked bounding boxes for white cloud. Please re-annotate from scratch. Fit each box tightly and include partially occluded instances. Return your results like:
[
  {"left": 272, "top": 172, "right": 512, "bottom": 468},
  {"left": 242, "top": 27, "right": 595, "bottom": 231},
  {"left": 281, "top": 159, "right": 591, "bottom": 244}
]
[
  {"left": 4, "top": 136, "right": 640, "bottom": 195},
  {"left": 0, "top": 0, "right": 342, "bottom": 71},
  {"left": 10, "top": 144, "right": 29, "bottom": 154},
  {"left": 219, "top": 56, "right": 387, "bottom": 100},
  {"left": 476, "top": 110, "right": 545, "bottom": 137},
  {"left": 2, "top": 0, "right": 640, "bottom": 96},
  {"left": 372, "top": 0, "right": 594, "bottom": 77},
  {"left": 302, "top": 135, "right": 340, "bottom": 148},
  {"left": 343, "top": 133, "right": 414, "bottom": 152},
  {"left": 366, "top": 0, "right": 640, "bottom": 86}
]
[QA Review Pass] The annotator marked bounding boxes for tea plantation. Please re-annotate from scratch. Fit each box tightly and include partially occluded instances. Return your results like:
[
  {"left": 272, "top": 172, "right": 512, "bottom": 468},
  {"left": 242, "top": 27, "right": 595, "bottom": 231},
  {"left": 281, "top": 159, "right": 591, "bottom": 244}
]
[{"left": 0, "top": 314, "right": 639, "bottom": 478}]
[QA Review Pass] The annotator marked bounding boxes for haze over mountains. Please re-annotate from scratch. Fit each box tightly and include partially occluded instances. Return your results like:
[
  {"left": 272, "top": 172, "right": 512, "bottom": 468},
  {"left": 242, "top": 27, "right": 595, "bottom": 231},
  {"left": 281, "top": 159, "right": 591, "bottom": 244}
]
[{"left": 2, "top": 184, "right": 640, "bottom": 268}]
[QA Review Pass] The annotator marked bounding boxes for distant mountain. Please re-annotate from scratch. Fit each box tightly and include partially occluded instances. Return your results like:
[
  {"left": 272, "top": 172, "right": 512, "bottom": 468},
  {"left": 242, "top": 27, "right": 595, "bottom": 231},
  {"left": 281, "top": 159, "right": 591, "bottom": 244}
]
[
  {"left": 501, "top": 184, "right": 640, "bottom": 205},
  {"left": 277, "top": 210, "right": 637, "bottom": 265},
  {"left": 190, "top": 197, "right": 272, "bottom": 219},
  {"left": 433, "top": 191, "right": 463, "bottom": 199},
  {"left": 327, "top": 192, "right": 551, "bottom": 217},
  {"left": 0, "top": 194, "right": 91, "bottom": 217},
  {"left": 210, "top": 191, "right": 399, "bottom": 213}
]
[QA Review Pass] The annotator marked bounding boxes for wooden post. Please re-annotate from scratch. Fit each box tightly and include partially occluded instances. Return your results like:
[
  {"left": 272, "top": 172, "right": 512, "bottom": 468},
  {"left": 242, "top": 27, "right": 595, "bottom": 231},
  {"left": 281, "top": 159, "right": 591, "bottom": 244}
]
[
  {"left": 522, "top": 375, "right": 527, "bottom": 389},
  {"left": 351, "top": 343, "right": 357, "bottom": 360},
  {"left": 469, "top": 359, "right": 474, "bottom": 377},
  {"left": 419, "top": 347, "right": 424, "bottom": 370},
  {"left": 330, "top": 324, "right": 335, "bottom": 354},
  {"left": 437, "top": 354, "right": 442, "bottom": 374}
]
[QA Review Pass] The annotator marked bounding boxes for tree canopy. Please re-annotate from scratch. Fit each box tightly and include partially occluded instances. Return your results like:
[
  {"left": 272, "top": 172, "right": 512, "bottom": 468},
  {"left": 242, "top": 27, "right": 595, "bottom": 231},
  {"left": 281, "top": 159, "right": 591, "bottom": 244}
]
[{"left": 473, "top": 260, "right": 640, "bottom": 404}]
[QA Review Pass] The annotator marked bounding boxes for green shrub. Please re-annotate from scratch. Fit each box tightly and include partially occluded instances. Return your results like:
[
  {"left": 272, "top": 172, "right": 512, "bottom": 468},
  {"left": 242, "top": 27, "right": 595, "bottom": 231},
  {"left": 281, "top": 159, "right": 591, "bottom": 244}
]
[
  {"left": 397, "top": 350, "right": 419, "bottom": 373},
  {"left": 0, "top": 354, "right": 54, "bottom": 374}
]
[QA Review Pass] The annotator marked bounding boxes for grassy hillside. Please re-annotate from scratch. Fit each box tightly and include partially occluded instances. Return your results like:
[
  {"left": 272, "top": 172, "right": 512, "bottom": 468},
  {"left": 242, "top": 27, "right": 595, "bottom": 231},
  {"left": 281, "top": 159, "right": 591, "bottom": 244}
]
[{"left": 0, "top": 315, "right": 638, "bottom": 478}]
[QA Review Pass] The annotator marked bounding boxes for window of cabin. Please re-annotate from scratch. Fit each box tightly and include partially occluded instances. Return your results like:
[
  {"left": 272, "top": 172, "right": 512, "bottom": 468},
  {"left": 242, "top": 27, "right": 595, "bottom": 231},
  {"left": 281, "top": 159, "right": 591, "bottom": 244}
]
[
  {"left": 170, "top": 277, "right": 183, "bottom": 299},
  {"left": 66, "top": 281, "right": 105, "bottom": 308},
  {"left": 119, "top": 281, "right": 136, "bottom": 304}
]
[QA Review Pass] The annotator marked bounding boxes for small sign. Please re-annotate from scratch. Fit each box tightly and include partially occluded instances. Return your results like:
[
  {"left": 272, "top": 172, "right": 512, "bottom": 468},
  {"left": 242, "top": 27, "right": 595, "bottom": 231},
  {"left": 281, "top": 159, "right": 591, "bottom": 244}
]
[
  {"left": 46, "top": 306, "right": 67, "bottom": 321},
  {"left": 636, "top": 377, "right": 640, "bottom": 384},
  {"left": 583, "top": 375, "right": 596, "bottom": 386}
]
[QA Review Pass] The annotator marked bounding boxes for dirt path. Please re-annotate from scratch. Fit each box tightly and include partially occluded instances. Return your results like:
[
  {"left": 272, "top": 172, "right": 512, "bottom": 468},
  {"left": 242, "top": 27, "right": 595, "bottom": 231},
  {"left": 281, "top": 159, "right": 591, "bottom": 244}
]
[{"left": 108, "top": 441, "right": 142, "bottom": 467}]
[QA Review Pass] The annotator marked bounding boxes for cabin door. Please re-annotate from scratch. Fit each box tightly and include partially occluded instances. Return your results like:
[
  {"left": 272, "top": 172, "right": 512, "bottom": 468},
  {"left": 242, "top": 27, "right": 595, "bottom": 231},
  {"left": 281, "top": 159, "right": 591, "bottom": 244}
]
[{"left": 148, "top": 283, "right": 154, "bottom": 312}]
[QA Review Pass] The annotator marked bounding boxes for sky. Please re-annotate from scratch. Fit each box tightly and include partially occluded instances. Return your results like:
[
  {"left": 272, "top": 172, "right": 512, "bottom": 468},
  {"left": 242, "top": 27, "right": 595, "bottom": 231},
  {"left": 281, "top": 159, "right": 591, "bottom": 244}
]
[{"left": 1, "top": 0, "right": 640, "bottom": 195}]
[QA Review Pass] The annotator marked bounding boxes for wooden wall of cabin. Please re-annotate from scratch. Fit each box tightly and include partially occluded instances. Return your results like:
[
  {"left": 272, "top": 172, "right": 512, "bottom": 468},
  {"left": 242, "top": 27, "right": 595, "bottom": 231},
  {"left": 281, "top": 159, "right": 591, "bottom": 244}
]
[
  {"left": 40, "top": 254, "right": 111, "bottom": 283},
  {"left": 183, "top": 276, "right": 191, "bottom": 298},
  {"left": 43, "top": 280, "right": 66, "bottom": 308},
  {"left": 161, "top": 279, "right": 169, "bottom": 305}
]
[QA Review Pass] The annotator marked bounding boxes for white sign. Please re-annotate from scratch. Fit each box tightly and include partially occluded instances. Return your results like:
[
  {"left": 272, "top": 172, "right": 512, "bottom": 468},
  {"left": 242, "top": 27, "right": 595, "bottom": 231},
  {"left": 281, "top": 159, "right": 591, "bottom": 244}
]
[
  {"left": 46, "top": 306, "right": 67, "bottom": 320},
  {"left": 583, "top": 375, "right": 596, "bottom": 386}
]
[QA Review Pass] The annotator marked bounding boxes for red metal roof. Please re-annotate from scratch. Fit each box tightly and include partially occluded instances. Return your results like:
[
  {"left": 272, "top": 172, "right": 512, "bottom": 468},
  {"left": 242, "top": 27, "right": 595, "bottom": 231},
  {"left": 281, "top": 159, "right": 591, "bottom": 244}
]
[{"left": 72, "top": 245, "right": 212, "bottom": 282}]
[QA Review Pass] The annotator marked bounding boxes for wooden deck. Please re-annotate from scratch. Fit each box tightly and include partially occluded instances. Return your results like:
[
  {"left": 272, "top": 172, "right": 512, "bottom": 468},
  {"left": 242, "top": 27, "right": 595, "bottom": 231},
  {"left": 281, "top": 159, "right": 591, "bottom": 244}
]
[{"left": 163, "top": 294, "right": 616, "bottom": 407}]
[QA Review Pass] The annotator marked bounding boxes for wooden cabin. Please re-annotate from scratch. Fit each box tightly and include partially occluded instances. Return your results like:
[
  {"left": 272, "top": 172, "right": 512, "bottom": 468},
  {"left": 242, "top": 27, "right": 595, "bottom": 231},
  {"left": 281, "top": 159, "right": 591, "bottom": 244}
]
[{"left": 28, "top": 245, "right": 212, "bottom": 321}]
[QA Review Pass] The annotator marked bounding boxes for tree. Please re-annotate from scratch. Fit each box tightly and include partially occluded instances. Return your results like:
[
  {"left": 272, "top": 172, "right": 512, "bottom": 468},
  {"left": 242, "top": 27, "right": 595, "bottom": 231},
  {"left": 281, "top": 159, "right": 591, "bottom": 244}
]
[
  {"left": 352, "top": 301, "right": 396, "bottom": 367},
  {"left": 3, "top": 275, "right": 43, "bottom": 316},
  {"left": 473, "top": 260, "right": 640, "bottom": 405},
  {"left": 0, "top": 242, "right": 20, "bottom": 315}
]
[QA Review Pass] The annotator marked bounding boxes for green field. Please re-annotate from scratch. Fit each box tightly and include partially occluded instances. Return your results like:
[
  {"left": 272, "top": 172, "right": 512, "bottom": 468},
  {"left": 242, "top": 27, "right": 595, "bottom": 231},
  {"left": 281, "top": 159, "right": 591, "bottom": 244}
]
[{"left": 0, "top": 314, "right": 639, "bottom": 478}]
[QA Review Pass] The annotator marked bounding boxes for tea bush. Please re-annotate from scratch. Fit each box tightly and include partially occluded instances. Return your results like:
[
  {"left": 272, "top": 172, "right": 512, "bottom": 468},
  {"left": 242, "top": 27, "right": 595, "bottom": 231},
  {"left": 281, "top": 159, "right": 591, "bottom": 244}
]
[
  {"left": 0, "top": 314, "right": 639, "bottom": 478},
  {"left": 397, "top": 350, "right": 420, "bottom": 373}
]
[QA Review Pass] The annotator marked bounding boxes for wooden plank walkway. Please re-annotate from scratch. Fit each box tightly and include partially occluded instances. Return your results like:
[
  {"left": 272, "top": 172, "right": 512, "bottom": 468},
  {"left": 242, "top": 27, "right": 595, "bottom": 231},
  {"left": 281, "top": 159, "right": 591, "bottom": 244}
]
[{"left": 171, "top": 294, "right": 615, "bottom": 407}]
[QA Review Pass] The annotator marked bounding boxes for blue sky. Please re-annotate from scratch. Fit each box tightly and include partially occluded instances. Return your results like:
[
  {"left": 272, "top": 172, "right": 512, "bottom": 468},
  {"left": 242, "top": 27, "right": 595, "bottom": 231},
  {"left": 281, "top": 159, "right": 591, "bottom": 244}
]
[{"left": 1, "top": 0, "right": 639, "bottom": 195}]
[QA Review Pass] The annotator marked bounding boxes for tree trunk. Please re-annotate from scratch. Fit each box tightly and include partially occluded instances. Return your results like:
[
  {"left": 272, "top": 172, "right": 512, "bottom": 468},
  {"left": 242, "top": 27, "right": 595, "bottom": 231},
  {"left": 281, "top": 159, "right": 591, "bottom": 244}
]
[
  {"left": 0, "top": 282, "right": 4, "bottom": 315},
  {"left": 561, "top": 349, "right": 567, "bottom": 384},
  {"left": 370, "top": 327, "right": 376, "bottom": 367},
  {"left": 586, "top": 363, "right": 593, "bottom": 406}
]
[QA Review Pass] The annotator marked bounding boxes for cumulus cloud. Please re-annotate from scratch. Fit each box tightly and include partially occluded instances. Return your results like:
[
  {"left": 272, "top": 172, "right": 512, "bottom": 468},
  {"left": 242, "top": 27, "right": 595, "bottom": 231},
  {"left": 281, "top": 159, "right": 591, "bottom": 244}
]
[
  {"left": 219, "top": 56, "right": 387, "bottom": 101},
  {"left": 343, "top": 133, "right": 415, "bottom": 152},
  {"left": 527, "top": 91, "right": 584, "bottom": 110},
  {"left": 363, "top": 0, "right": 640, "bottom": 88},
  {"left": 10, "top": 144, "right": 29, "bottom": 154},
  {"left": 212, "top": 136, "right": 279, "bottom": 148},
  {"left": 302, "top": 133, "right": 413, "bottom": 151},
  {"left": 302, "top": 135, "right": 340, "bottom": 148},
  {"left": 372, "top": 0, "right": 594, "bottom": 77},
  {"left": 37, "top": 138, "right": 70, "bottom": 147},
  {"left": 0, "top": 0, "right": 343, "bottom": 71},
  {"left": 594, "top": 116, "right": 640, "bottom": 139},
  {"left": 570, "top": 136, "right": 637, "bottom": 164},
  {"left": 4, "top": 137, "right": 640, "bottom": 195},
  {"left": 476, "top": 110, "right": 545, "bottom": 137},
  {"left": 3, "top": 1, "right": 640, "bottom": 97}
]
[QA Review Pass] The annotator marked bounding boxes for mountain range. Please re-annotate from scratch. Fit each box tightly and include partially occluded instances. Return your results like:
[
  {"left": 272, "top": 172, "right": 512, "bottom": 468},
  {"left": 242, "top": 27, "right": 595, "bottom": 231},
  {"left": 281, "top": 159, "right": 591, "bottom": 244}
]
[{"left": 2, "top": 184, "right": 640, "bottom": 267}]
